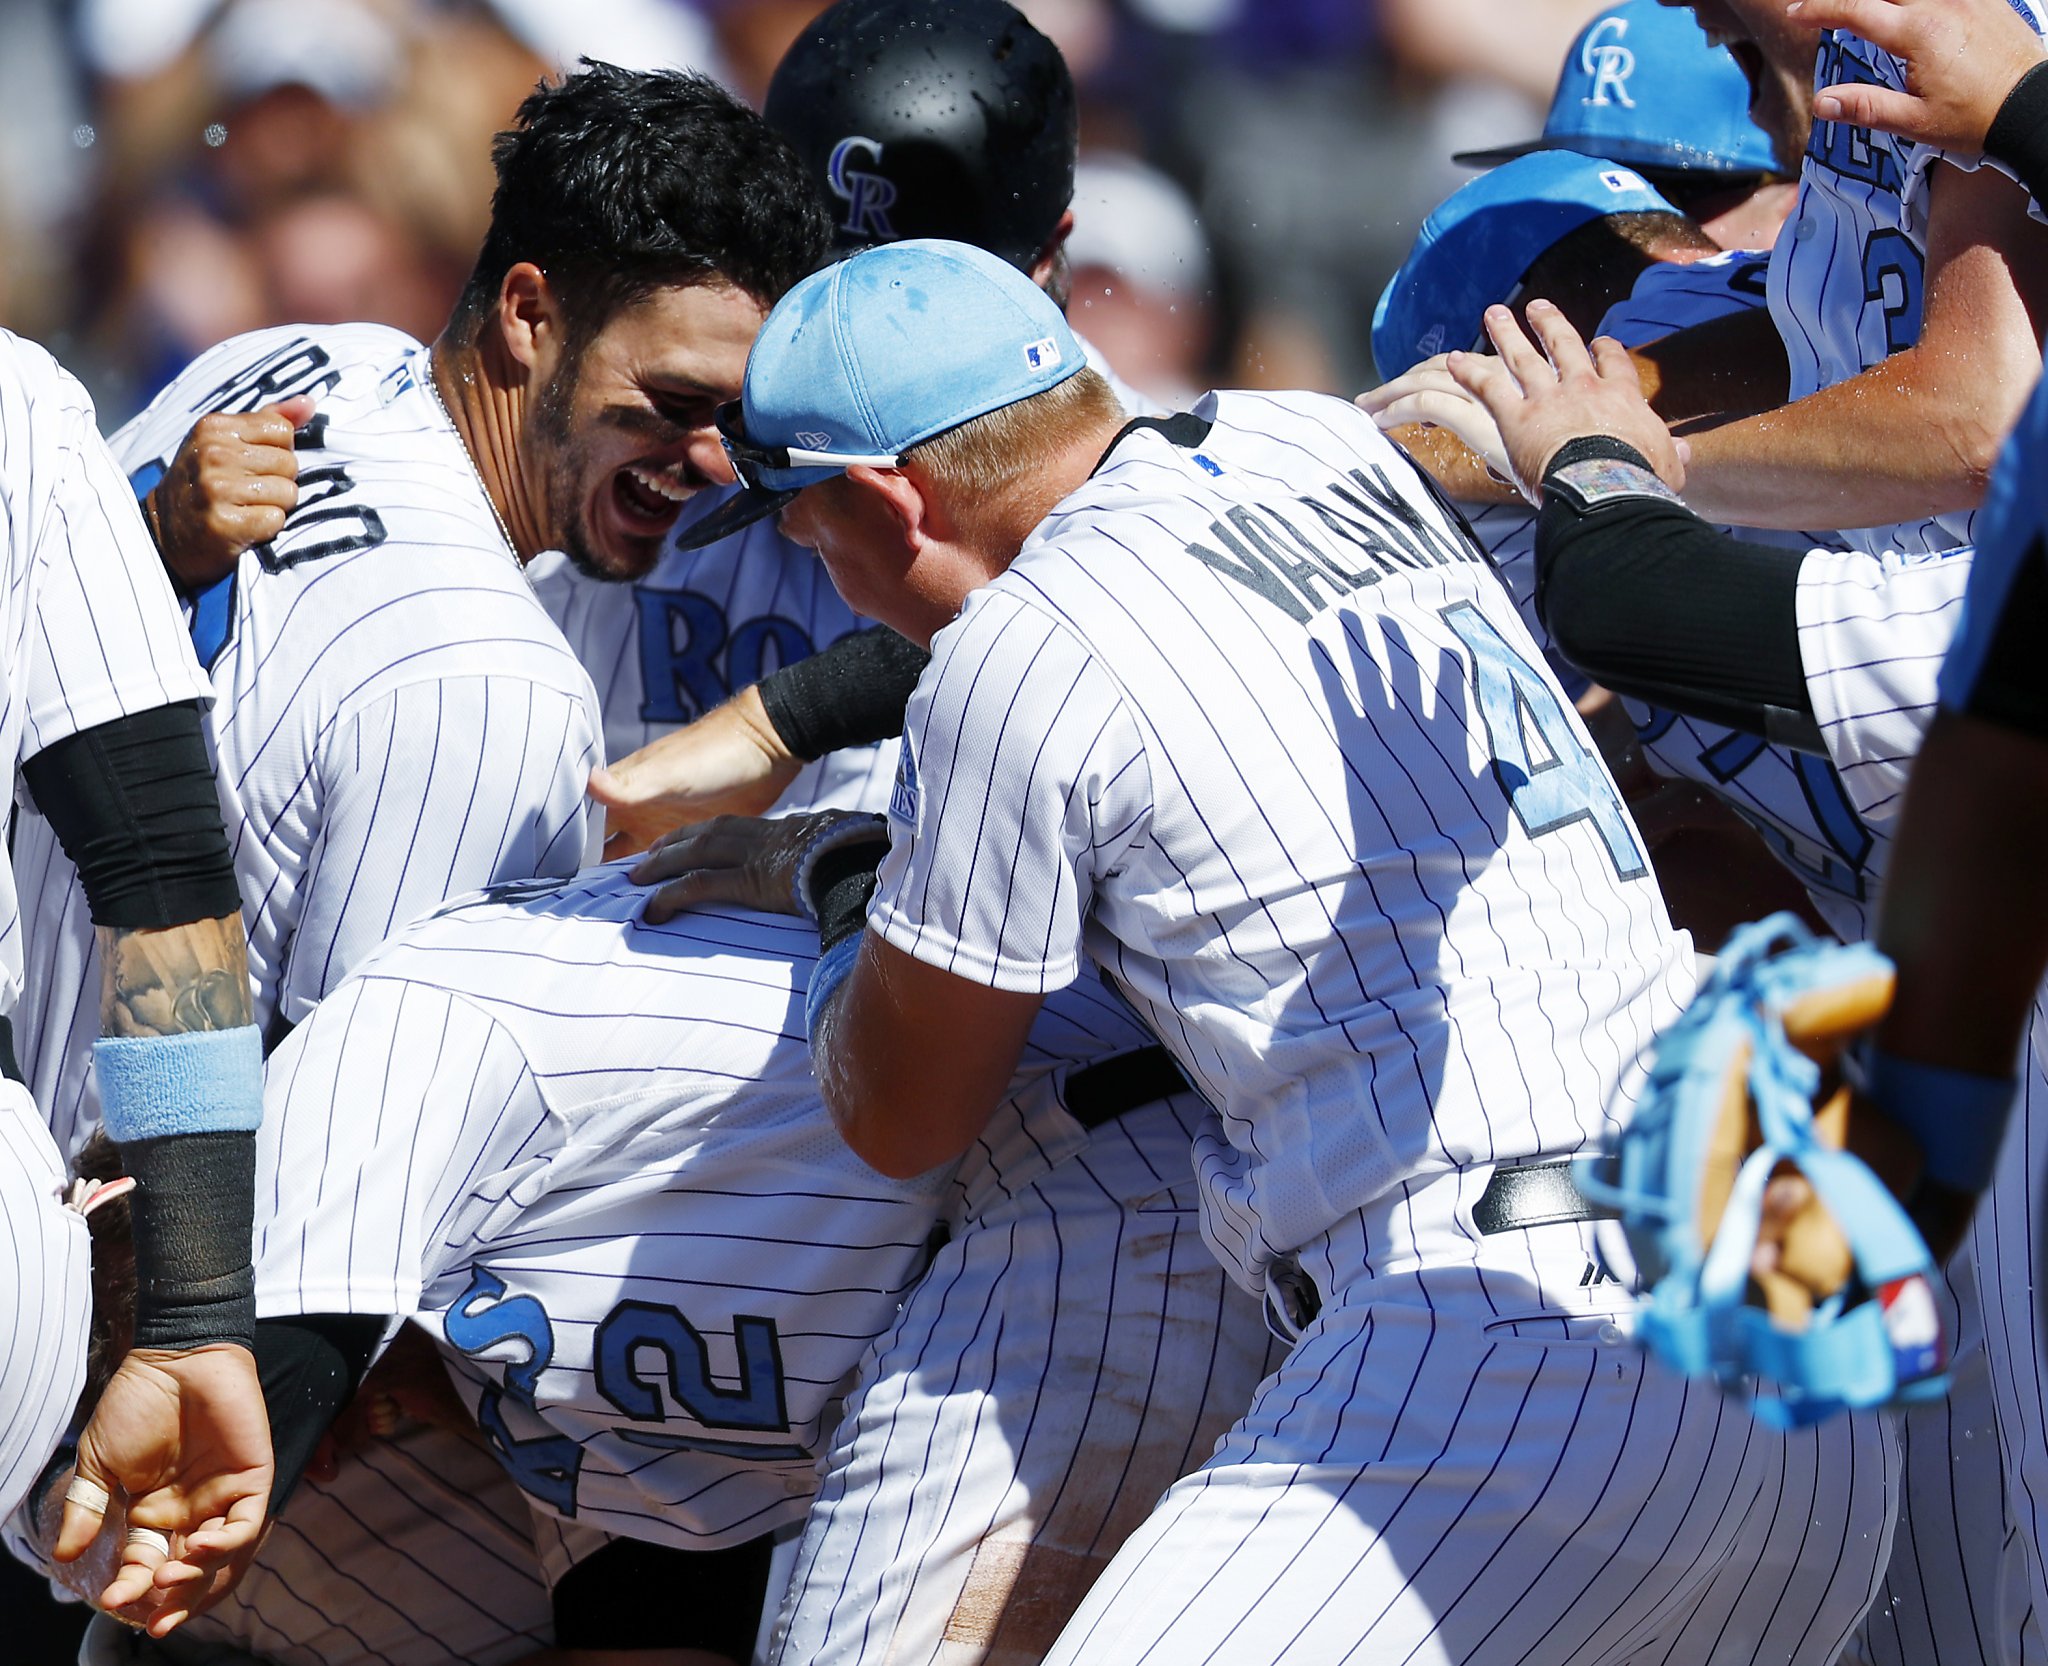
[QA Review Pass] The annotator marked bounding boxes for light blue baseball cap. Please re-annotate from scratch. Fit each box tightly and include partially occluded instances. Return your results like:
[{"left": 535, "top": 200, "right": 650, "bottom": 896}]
[
  {"left": 677, "top": 238, "right": 1083, "bottom": 550},
  {"left": 1372, "top": 151, "right": 1679, "bottom": 381},
  {"left": 1454, "top": 0, "right": 1780, "bottom": 178}
]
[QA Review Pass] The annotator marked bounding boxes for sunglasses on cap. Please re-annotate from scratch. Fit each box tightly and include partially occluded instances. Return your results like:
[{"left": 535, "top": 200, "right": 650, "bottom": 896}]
[{"left": 714, "top": 401, "right": 906, "bottom": 495}]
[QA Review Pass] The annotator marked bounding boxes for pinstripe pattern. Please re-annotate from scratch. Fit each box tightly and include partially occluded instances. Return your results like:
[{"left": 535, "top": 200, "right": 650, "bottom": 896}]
[
  {"left": 765, "top": 1091, "right": 1280, "bottom": 1666},
  {"left": 0, "top": 326, "right": 205, "bottom": 1525},
  {"left": 0, "top": 1082, "right": 90, "bottom": 1525},
  {"left": 1967, "top": 1008, "right": 2048, "bottom": 1666},
  {"left": 1036, "top": 1183, "right": 1895, "bottom": 1666},
  {"left": 1767, "top": 17, "right": 2046, "bottom": 561},
  {"left": 12, "top": 323, "right": 604, "bottom": 1160},
  {"left": 0, "top": 330, "right": 213, "bottom": 1016},
  {"left": 1464, "top": 249, "right": 1906, "bottom": 943},
  {"left": 155, "top": 1416, "right": 559, "bottom": 1666},
  {"left": 1795, "top": 545, "right": 1974, "bottom": 827},
  {"left": 250, "top": 866, "right": 1170, "bottom": 1556},
  {"left": 873, "top": 389, "right": 1691, "bottom": 1291},
  {"left": 529, "top": 490, "right": 897, "bottom": 818},
  {"left": 1842, "top": 1257, "right": 2029, "bottom": 1666}
]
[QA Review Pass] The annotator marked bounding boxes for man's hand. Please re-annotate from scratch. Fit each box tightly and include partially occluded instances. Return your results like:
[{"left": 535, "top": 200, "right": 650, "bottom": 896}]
[
  {"left": 589, "top": 685, "right": 804, "bottom": 860},
  {"left": 1446, "top": 302, "right": 1689, "bottom": 499},
  {"left": 1790, "top": 0, "right": 2046, "bottom": 153},
  {"left": 1357, "top": 357, "right": 1518, "bottom": 491},
  {"left": 143, "top": 395, "right": 313, "bottom": 592},
  {"left": 632, "top": 810, "right": 863, "bottom": 922},
  {"left": 56, "top": 1343, "right": 273, "bottom": 1633}
]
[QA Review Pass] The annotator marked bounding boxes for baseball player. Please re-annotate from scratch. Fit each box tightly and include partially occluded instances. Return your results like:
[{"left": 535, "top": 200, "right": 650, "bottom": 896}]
[
  {"left": 11, "top": 859, "right": 1261, "bottom": 1666},
  {"left": 1369, "top": 157, "right": 2009, "bottom": 1666},
  {"left": 11, "top": 63, "right": 835, "bottom": 1171},
  {"left": 0, "top": 328, "right": 276, "bottom": 1627},
  {"left": 640, "top": 238, "right": 1898, "bottom": 1665},
  {"left": 1376, "top": 3, "right": 2048, "bottom": 1652},
  {"left": 578, "top": 0, "right": 1155, "bottom": 852},
  {"left": 1622, "top": 0, "right": 2048, "bottom": 548}
]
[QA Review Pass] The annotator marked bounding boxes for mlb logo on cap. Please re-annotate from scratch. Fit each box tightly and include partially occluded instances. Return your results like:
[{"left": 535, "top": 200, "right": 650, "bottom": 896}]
[{"left": 1024, "top": 337, "right": 1063, "bottom": 371}]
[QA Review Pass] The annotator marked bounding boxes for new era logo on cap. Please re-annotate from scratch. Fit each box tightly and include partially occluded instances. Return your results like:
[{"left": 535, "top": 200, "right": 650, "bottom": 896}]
[
  {"left": 796, "top": 431, "right": 833, "bottom": 449},
  {"left": 1024, "top": 337, "right": 1063, "bottom": 371}
]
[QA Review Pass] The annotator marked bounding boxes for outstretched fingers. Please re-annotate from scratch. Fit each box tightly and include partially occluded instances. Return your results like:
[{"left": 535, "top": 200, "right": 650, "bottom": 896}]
[{"left": 1523, "top": 299, "right": 1597, "bottom": 382}]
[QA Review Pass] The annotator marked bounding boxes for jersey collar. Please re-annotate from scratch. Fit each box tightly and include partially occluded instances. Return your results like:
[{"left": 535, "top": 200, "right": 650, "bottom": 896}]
[{"left": 1091, "top": 410, "right": 1216, "bottom": 477}]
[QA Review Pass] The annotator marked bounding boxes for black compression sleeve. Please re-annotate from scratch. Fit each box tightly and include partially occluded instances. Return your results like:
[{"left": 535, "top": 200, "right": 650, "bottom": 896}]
[
  {"left": 255, "top": 1314, "right": 384, "bottom": 1510},
  {"left": 1987, "top": 60, "right": 2048, "bottom": 208},
  {"left": 20, "top": 701, "right": 241, "bottom": 928},
  {"left": 124, "top": 1131, "right": 258, "bottom": 1351},
  {"left": 1536, "top": 440, "right": 1823, "bottom": 751},
  {"left": 554, "top": 1532, "right": 776, "bottom": 1656},
  {"left": 756, "top": 627, "right": 931, "bottom": 760}
]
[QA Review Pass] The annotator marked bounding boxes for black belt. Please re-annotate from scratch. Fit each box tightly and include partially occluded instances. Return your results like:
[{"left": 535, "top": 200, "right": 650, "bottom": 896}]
[
  {"left": 1060, "top": 1050, "right": 1612, "bottom": 1237},
  {"left": 1472, "top": 1158, "right": 1617, "bottom": 1235},
  {"left": 1063, "top": 1044, "right": 1191, "bottom": 1130},
  {"left": 1267, "top": 1159, "right": 1620, "bottom": 1339},
  {"left": 0, "top": 1014, "right": 20, "bottom": 1086}
]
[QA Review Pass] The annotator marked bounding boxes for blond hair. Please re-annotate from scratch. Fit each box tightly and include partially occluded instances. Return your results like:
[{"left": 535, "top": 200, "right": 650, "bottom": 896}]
[{"left": 906, "top": 367, "right": 1125, "bottom": 502}]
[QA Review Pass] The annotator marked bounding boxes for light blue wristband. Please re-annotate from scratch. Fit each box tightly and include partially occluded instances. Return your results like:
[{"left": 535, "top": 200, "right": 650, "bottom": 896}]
[
  {"left": 94, "top": 1025, "right": 264, "bottom": 1143},
  {"left": 1860, "top": 1045, "right": 2015, "bottom": 1195},
  {"left": 805, "top": 934, "right": 863, "bottom": 1044}
]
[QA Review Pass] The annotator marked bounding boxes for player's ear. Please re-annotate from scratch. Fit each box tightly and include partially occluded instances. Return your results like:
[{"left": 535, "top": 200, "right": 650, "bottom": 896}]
[
  {"left": 845, "top": 465, "right": 930, "bottom": 551},
  {"left": 1030, "top": 210, "right": 1077, "bottom": 290},
  {"left": 496, "top": 263, "right": 567, "bottom": 379}
]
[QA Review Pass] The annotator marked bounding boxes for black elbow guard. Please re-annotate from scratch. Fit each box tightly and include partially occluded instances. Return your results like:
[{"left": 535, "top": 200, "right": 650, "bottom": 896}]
[{"left": 21, "top": 701, "right": 241, "bottom": 928}]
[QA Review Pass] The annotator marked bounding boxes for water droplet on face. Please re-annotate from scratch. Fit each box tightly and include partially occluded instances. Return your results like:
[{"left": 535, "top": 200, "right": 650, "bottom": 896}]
[{"left": 204, "top": 122, "right": 228, "bottom": 147}]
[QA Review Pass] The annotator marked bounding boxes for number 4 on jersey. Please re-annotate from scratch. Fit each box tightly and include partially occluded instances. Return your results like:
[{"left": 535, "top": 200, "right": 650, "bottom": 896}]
[{"left": 1441, "top": 603, "right": 1648, "bottom": 881}]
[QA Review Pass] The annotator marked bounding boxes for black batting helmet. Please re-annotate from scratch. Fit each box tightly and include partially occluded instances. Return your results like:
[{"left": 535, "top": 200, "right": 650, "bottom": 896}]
[{"left": 763, "top": 0, "right": 1079, "bottom": 273}]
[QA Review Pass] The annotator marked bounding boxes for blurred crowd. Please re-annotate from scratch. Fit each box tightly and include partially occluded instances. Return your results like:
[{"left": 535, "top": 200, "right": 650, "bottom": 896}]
[{"left": 0, "top": 0, "right": 1615, "bottom": 425}]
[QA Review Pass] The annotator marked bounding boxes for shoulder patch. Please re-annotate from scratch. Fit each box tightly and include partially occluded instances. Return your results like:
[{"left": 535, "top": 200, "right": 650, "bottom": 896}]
[{"left": 889, "top": 735, "right": 920, "bottom": 827}]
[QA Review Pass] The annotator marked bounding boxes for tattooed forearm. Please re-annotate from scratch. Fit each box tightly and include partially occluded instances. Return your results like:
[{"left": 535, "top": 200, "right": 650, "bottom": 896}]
[{"left": 97, "top": 914, "right": 255, "bottom": 1039}]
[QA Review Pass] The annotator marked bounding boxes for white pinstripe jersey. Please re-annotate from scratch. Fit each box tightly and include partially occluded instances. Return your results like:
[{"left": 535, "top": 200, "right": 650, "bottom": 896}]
[
  {"left": 0, "top": 330, "right": 213, "bottom": 1017},
  {"left": 12, "top": 324, "right": 605, "bottom": 1159},
  {"left": 527, "top": 489, "right": 895, "bottom": 817},
  {"left": 102, "top": 1422, "right": 563, "bottom": 1666},
  {"left": 252, "top": 863, "right": 1156, "bottom": 1551},
  {"left": 871, "top": 390, "right": 1694, "bottom": 1288},
  {"left": 1770, "top": 16, "right": 2047, "bottom": 558},
  {"left": 1465, "top": 249, "right": 1949, "bottom": 939}
]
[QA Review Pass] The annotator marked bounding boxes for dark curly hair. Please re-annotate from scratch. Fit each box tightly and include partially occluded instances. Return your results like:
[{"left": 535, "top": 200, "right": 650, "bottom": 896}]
[{"left": 452, "top": 60, "right": 832, "bottom": 343}]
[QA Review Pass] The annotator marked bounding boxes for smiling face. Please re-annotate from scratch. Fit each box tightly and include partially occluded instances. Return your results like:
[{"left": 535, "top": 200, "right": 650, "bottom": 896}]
[
  {"left": 1660, "top": 0, "right": 1819, "bottom": 173},
  {"left": 524, "top": 279, "right": 769, "bottom": 582}
]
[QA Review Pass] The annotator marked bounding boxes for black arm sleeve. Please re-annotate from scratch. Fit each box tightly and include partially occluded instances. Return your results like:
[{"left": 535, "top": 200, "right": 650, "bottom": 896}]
[
  {"left": 553, "top": 1531, "right": 776, "bottom": 1656},
  {"left": 19, "top": 700, "right": 242, "bottom": 928},
  {"left": 1987, "top": 60, "right": 2048, "bottom": 208},
  {"left": 1535, "top": 439, "right": 1824, "bottom": 752},
  {"left": 254, "top": 1313, "right": 384, "bottom": 1510},
  {"left": 756, "top": 627, "right": 931, "bottom": 760}
]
